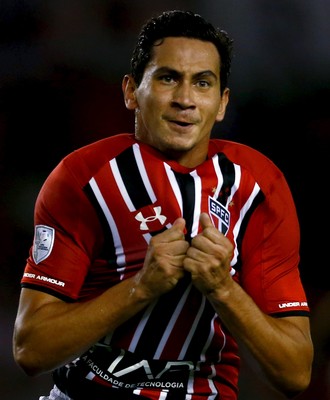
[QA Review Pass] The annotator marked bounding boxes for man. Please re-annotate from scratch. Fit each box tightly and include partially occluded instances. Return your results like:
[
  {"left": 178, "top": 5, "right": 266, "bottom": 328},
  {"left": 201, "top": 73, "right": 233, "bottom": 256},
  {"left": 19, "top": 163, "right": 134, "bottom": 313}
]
[{"left": 13, "top": 10, "right": 313, "bottom": 400}]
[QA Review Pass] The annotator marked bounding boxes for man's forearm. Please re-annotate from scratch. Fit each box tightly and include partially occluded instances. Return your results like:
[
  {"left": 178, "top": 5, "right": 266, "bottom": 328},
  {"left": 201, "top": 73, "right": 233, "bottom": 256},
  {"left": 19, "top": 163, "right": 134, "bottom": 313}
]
[
  {"left": 13, "top": 278, "right": 151, "bottom": 376},
  {"left": 207, "top": 281, "right": 313, "bottom": 396}
]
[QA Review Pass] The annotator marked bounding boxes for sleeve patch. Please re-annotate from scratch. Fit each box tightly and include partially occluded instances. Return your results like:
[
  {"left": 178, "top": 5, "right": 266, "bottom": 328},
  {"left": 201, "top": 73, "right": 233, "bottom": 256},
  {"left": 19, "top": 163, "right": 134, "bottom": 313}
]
[{"left": 32, "top": 225, "right": 55, "bottom": 264}]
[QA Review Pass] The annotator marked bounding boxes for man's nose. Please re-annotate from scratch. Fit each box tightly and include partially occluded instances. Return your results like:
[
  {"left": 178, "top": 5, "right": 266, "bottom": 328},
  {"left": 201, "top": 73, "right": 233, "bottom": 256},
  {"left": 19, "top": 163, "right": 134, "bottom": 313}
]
[{"left": 171, "top": 82, "right": 195, "bottom": 109}]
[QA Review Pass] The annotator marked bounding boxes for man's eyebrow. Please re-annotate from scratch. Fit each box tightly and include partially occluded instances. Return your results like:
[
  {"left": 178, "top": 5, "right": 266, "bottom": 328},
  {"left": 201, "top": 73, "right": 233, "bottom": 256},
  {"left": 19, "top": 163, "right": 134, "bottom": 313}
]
[
  {"left": 153, "top": 66, "right": 180, "bottom": 76},
  {"left": 153, "top": 66, "right": 218, "bottom": 80},
  {"left": 194, "top": 70, "right": 218, "bottom": 80}
]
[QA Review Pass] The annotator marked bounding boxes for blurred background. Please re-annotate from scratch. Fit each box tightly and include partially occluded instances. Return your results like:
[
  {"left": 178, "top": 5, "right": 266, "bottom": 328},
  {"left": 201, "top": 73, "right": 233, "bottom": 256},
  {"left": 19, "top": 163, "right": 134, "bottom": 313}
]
[{"left": 1, "top": 1, "right": 329, "bottom": 399}]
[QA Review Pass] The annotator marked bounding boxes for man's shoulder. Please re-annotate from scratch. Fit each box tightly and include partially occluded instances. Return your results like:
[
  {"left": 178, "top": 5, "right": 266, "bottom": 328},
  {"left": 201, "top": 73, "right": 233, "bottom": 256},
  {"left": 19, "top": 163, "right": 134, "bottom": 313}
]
[
  {"left": 210, "top": 139, "right": 271, "bottom": 164},
  {"left": 75, "top": 133, "right": 136, "bottom": 158},
  {"left": 210, "top": 139, "right": 282, "bottom": 177},
  {"left": 209, "top": 139, "right": 287, "bottom": 196},
  {"left": 49, "top": 133, "right": 136, "bottom": 188},
  {"left": 66, "top": 132, "right": 135, "bottom": 168}
]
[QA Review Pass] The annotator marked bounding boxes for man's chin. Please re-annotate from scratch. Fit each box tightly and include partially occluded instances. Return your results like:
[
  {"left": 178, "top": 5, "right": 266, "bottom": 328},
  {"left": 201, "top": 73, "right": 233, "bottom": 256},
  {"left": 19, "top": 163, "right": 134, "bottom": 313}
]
[
  {"left": 166, "top": 135, "right": 196, "bottom": 151},
  {"left": 161, "top": 143, "right": 195, "bottom": 161}
]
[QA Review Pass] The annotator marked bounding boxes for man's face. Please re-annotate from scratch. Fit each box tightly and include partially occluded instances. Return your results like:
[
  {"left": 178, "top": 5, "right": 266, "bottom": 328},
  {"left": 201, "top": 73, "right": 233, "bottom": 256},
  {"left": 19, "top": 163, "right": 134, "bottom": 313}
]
[{"left": 126, "top": 37, "right": 229, "bottom": 167}]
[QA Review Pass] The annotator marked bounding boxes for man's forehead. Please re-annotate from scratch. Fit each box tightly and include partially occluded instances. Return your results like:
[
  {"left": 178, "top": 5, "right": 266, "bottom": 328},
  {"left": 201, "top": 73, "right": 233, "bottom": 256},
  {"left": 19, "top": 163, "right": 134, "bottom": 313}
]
[{"left": 149, "top": 37, "right": 221, "bottom": 73}]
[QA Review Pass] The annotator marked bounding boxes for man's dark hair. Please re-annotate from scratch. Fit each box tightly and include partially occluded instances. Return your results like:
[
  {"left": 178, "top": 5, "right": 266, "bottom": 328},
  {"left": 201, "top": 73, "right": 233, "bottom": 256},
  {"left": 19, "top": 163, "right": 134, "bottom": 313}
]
[{"left": 130, "top": 10, "right": 234, "bottom": 94}]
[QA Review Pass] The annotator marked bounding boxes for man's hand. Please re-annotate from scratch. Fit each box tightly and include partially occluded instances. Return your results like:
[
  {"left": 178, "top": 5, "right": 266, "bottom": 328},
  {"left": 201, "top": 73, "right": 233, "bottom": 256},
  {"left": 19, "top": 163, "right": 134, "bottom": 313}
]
[
  {"left": 133, "top": 218, "right": 189, "bottom": 300},
  {"left": 183, "top": 212, "right": 234, "bottom": 296}
]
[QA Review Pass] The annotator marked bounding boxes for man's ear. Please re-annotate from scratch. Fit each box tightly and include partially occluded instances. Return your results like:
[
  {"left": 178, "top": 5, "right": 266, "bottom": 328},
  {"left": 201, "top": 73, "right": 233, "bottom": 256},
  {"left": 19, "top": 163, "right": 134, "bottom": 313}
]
[
  {"left": 215, "top": 88, "right": 230, "bottom": 122},
  {"left": 122, "top": 74, "right": 138, "bottom": 110}
]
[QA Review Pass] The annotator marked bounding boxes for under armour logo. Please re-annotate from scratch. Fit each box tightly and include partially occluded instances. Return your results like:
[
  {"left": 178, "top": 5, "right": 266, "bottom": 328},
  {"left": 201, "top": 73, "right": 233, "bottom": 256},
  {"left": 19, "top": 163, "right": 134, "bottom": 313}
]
[{"left": 135, "top": 206, "right": 167, "bottom": 230}]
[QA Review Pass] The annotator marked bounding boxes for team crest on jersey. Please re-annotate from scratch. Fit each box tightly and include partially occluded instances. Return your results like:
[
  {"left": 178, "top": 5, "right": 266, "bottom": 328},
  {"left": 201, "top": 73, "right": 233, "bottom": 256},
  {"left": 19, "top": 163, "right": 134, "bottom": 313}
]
[
  {"left": 209, "top": 196, "right": 230, "bottom": 235},
  {"left": 32, "top": 225, "right": 55, "bottom": 264}
]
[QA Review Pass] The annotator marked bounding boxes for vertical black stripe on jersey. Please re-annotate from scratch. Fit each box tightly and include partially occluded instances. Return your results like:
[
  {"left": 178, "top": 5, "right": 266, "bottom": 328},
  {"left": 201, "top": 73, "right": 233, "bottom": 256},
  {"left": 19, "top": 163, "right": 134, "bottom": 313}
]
[
  {"left": 177, "top": 288, "right": 217, "bottom": 359},
  {"left": 84, "top": 184, "right": 117, "bottom": 265},
  {"left": 172, "top": 171, "right": 195, "bottom": 242},
  {"left": 112, "top": 274, "right": 192, "bottom": 358},
  {"left": 234, "top": 190, "right": 265, "bottom": 272},
  {"left": 115, "top": 146, "right": 153, "bottom": 210},
  {"left": 216, "top": 152, "right": 236, "bottom": 205}
]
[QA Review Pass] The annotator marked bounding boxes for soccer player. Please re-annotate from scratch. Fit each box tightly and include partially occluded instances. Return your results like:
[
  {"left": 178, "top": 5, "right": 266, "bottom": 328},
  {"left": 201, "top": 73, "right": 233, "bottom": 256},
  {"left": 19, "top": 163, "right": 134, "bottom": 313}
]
[{"left": 13, "top": 10, "right": 313, "bottom": 400}]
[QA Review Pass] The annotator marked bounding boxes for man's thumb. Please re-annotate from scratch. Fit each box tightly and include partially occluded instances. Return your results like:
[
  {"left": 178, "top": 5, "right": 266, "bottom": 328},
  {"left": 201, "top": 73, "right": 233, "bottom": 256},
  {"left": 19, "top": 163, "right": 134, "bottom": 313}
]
[
  {"left": 199, "top": 212, "right": 213, "bottom": 230},
  {"left": 172, "top": 217, "right": 186, "bottom": 233}
]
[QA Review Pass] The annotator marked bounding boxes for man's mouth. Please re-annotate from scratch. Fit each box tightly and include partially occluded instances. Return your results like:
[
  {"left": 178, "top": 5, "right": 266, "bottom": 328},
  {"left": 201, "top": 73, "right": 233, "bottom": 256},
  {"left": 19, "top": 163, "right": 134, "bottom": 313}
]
[{"left": 173, "top": 120, "right": 191, "bottom": 127}]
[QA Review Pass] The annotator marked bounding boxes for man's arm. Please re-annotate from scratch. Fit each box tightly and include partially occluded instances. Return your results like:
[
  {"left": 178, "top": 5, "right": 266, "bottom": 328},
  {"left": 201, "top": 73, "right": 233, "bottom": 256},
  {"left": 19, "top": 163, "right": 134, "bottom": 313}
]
[
  {"left": 209, "top": 284, "right": 313, "bottom": 398},
  {"left": 13, "top": 218, "right": 189, "bottom": 376},
  {"left": 184, "top": 213, "right": 313, "bottom": 398}
]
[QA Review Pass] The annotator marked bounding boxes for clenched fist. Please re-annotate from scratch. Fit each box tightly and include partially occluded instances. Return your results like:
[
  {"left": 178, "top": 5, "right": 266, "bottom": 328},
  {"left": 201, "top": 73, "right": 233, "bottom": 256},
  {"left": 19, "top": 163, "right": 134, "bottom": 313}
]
[
  {"left": 183, "top": 212, "right": 234, "bottom": 296},
  {"left": 133, "top": 218, "right": 190, "bottom": 300}
]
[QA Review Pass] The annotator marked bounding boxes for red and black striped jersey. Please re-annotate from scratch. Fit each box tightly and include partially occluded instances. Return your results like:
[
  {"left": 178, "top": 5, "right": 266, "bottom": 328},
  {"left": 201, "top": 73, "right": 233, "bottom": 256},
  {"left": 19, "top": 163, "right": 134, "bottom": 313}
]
[{"left": 21, "top": 133, "right": 309, "bottom": 399}]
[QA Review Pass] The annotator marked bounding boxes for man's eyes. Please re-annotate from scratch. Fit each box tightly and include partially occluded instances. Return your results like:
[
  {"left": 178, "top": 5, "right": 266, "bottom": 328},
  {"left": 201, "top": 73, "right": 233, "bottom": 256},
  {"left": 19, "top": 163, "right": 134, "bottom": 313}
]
[
  {"left": 158, "top": 76, "right": 211, "bottom": 87},
  {"left": 197, "top": 80, "right": 211, "bottom": 88},
  {"left": 158, "top": 75, "right": 175, "bottom": 83}
]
